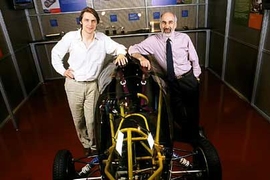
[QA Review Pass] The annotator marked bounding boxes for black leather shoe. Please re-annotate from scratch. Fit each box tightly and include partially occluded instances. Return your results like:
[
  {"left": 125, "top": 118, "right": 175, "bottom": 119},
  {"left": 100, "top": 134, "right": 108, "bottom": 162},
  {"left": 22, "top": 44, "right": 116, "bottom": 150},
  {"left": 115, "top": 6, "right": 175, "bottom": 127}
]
[{"left": 84, "top": 148, "right": 92, "bottom": 156}]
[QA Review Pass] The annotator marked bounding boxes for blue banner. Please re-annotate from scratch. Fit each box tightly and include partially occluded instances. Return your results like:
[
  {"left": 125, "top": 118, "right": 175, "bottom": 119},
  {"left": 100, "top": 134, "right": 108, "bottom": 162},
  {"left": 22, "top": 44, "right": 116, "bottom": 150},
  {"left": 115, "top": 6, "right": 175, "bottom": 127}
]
[
  {"left": 152, "top": 0, "right": 177, "bottom": 5},
  {"left": 59, "top": 0, "right": 87, "bottom": 12}
]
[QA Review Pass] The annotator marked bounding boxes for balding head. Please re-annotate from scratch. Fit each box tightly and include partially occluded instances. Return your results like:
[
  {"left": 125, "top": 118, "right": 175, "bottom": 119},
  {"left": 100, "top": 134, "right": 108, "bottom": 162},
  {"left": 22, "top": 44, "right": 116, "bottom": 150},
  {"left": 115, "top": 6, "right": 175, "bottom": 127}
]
[{"left": 160, "top": 12, "right": 177, "bottom": 36}]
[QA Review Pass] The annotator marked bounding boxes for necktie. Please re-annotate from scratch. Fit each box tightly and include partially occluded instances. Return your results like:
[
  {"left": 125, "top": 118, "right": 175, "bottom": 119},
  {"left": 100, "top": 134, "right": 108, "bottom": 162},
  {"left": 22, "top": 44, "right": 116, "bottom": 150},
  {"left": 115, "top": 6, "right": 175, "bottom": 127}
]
[{"left": 166, "top": 38, "right": 175, "bottom": 81}]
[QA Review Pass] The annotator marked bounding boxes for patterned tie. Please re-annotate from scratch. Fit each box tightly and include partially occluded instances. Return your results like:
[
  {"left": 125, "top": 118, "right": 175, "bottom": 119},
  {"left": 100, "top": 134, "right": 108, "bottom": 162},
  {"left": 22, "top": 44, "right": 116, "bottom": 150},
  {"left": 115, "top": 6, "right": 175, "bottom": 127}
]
[{"left": 166, "top": 38, "right": 175, "bottom": 81}]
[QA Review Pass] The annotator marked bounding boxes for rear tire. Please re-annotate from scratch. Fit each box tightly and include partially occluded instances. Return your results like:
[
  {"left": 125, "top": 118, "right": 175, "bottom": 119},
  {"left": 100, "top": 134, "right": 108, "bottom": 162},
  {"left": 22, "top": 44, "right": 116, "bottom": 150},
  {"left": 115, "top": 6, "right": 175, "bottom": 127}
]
[
  {"left": 52, "top": 149, "right": 76, "bottom": 180},
  {"left": 193, "top": 138, "right": 222, "bottom": 180}
]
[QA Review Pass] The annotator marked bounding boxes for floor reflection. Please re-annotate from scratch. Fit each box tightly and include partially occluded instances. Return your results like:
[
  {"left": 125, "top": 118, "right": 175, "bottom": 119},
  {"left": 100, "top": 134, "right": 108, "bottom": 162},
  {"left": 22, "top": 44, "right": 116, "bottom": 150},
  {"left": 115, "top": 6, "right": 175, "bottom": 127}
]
[{"left": 0, "top": 69, "right": 270, "bottom": 179}]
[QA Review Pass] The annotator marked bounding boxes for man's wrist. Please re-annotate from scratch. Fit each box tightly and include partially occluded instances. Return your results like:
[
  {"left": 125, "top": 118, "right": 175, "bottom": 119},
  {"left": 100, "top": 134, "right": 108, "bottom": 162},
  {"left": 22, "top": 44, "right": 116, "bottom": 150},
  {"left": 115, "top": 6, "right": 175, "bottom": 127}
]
[{"left": 131, "top": 53, "right": 143, "bottom": 62}]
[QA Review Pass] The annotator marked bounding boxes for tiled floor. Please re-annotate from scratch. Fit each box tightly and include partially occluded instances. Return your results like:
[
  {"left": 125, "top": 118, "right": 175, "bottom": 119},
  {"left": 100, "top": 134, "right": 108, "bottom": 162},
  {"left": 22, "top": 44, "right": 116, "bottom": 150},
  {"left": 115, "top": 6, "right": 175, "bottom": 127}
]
[{"left": 1, "top": 69, "right": 270, "bottom": 179}]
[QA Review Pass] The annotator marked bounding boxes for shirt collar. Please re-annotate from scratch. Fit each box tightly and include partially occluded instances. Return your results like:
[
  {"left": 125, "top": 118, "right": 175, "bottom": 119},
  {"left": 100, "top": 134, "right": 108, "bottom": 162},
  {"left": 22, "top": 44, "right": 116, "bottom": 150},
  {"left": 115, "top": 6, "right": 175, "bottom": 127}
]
[
  {"left": 162, "top": 31, "right": 175, "bottom": 43},
  {"left": 76, "top": 28, "right": 100, "bottom": 41}
]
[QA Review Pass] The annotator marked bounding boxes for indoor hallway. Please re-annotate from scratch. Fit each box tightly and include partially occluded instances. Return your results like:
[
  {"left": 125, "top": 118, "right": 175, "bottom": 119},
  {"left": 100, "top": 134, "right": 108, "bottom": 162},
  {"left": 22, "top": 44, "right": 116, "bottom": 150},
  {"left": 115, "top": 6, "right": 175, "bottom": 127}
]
[{"left": 0, "top": 69, "right": 270, "bottom": 180}]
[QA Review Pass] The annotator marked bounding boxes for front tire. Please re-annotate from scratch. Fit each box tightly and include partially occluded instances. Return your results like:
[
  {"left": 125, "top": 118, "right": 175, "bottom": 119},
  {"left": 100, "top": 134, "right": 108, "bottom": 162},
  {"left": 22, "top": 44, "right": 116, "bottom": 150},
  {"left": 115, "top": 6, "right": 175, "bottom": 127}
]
[
  {"left": 193, "top": 138, "right": 222, "bottom": 180},
  {"left": 52, "top": 149, "right": 76, "bottom": 180}
]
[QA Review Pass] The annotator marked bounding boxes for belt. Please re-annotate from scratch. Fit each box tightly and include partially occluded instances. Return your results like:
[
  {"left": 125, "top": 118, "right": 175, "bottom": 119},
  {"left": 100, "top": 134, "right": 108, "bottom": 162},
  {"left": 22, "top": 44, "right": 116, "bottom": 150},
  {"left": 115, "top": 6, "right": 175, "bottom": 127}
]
[
  {"left": 175, "top": 69, "right": 192, "bottom": 79},
  {"left": 76, "top": 80, "right": 96, "bottom": 83},
  {"left": 76, "top": 81, "right": 93, "bottom": 83},
  {"left": 69, "top": 78, "right": 96, "bottom": 83}
]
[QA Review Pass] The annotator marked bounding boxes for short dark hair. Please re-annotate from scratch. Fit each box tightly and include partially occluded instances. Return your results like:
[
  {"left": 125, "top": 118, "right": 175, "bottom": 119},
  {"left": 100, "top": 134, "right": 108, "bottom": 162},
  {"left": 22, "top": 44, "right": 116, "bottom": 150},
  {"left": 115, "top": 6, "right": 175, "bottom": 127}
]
[{"left": 79, "top": 7, "right": 100, "bottom": 24}]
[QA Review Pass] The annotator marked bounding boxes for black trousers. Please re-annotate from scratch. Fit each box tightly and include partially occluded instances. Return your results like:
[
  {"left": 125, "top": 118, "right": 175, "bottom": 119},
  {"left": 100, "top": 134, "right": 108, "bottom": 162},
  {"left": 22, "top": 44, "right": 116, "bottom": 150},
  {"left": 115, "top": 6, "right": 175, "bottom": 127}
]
[{"left": 168, "top": 69, "right": 200, "bottom": 141}]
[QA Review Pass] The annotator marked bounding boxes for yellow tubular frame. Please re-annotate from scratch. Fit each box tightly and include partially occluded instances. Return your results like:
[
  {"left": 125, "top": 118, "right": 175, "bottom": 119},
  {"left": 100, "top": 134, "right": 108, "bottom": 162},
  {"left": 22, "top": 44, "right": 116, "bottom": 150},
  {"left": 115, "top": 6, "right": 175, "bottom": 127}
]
[{"left": 104, "top": 89, "right": 165, "bottom": 179}]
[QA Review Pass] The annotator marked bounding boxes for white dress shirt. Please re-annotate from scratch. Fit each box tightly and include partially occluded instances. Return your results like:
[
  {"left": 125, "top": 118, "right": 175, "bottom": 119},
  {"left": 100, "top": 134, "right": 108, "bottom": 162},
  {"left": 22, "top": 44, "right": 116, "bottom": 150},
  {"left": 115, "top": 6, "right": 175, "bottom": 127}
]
[{"left": 51, "top": 29, "right": 127, "bottom": 81}]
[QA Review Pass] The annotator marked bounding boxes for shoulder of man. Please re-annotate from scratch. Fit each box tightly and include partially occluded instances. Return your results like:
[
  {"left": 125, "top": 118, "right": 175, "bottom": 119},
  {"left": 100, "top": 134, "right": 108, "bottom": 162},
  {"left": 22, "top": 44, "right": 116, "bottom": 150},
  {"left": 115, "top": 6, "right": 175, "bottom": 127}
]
[
  {"left": 174, "top": 31, "right": 191, "bottom": 40},
  {"left": 145, "top": 33, "right": 161, "bottom": 42},
  {"left": 62, "top": 30, "right": 80, "bottom": 40},
  {"left": 95, "top": 31, "right": 109, "bottom": 39}
]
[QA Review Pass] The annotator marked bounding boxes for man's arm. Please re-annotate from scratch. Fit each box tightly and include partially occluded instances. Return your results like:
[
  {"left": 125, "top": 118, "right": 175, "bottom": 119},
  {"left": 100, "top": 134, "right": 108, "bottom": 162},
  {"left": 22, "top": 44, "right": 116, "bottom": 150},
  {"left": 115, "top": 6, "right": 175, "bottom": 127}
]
[
  {"left": 130, "top": 53, "right": 151, "bottom": 70},
  {"left": 128, "top": 36, "right": 157, "bottom": 70},
  {"left": 187, "top": 37, "right": 201, "bottom": 78},
  {"left": 103, "top": 34, "right": 127, "bottom": 66},
  {"left": 51, "top": 43, "right": 68, "bottom": 76},
  {"left": 128, "top": 50, "right": 151, "bottom": 70}
]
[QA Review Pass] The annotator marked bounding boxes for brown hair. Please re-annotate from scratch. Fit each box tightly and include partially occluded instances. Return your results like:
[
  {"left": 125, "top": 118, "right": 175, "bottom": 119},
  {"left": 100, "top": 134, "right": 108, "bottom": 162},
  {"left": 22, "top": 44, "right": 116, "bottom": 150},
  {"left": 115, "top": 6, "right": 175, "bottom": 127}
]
[{"left": 79, "top": 7, "right": 100, "bottom": 24}]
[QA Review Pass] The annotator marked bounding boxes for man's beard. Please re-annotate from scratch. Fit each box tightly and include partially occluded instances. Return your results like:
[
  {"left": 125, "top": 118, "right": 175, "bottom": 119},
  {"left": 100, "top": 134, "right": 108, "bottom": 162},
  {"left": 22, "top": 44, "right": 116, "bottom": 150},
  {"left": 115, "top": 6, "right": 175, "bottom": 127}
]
[{"left": 162, "top": 28, "right": 173, "bottom": 37}]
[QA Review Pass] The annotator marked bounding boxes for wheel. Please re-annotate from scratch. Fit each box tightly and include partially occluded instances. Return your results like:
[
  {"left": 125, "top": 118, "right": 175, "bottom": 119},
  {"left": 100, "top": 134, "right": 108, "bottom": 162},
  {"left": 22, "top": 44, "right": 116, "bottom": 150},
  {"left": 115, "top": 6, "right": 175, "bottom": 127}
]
[
  {"left": 52, "top": 149, "right": 76, "bottom": 180},
  {"left": 193, "top": 138, "right": 222, "bottom": 180}
]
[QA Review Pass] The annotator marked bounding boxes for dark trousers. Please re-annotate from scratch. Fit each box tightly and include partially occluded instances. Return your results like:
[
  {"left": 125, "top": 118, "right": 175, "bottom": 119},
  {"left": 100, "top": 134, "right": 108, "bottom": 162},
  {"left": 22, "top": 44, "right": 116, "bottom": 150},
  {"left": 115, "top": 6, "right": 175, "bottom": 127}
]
[{"left": 168, "top": 69, "right": 200, "bottom": 141}]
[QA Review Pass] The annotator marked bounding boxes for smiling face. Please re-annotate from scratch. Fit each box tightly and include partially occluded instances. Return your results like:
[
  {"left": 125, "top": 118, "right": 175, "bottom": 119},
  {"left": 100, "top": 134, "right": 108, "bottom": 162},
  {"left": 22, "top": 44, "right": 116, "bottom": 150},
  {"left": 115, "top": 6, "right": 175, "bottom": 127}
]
[
  {"left": 81, "top": 12, "right": 98, "bottom": 35},
  {"left": 160, "top": 12, "right": 177, "bottom": 37}
]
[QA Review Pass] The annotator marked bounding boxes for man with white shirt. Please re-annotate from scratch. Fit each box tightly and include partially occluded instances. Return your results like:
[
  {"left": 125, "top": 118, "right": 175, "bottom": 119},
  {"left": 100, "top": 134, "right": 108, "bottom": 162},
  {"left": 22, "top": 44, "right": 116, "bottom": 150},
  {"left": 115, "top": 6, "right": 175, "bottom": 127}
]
[{"left": 51, "top": 7, "right": 127, "bottom": 156}]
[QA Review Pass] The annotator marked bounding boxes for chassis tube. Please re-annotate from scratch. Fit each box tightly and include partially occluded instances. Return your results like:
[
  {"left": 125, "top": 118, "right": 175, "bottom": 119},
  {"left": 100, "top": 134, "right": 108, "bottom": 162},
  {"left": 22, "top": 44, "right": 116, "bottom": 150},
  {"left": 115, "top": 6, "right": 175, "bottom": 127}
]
[
  {"left": 155, "top": 89, "right": 163, "bottom": 143},
  {"left": 127, "top": 129, "right": 133, "bottom": 179}
]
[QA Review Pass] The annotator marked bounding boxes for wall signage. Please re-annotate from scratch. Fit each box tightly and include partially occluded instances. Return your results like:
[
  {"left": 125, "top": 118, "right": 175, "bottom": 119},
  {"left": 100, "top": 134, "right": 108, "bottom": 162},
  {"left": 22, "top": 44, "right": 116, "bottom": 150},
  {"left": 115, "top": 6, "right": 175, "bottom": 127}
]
[
  {"left": 182, "top": 10, "right": 188, "bottom": 17},
  {"left": 128, "top": 13, "right": 140, "bottom": 21},
  {"left": 50, "top": 19, "right": 58, "bottom": 27},
  {"left": 110, "top": 15, "right": 118, "bottom": 22},
  {"left": 59, "top": 0, "right": 87, "bottom": 12},
  {"left": 152, "top": 0, "right": 177, "bottom": 5},
  {"left": 41, "top": 0, "right": 87, "bottom": 13},
  {"left": 153, "top": 12, "right": 160, "bottom": 19},
  {"left": 41, "top": 0, "right": 61, "bottom": 13}
]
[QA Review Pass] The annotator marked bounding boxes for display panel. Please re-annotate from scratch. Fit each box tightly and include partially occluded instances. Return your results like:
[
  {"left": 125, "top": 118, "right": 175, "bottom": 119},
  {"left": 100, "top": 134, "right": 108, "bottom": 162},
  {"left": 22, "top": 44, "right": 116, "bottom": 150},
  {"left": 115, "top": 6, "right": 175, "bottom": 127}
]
[{"left": 13, "top": 0, "right": 34, "bottom": 9}]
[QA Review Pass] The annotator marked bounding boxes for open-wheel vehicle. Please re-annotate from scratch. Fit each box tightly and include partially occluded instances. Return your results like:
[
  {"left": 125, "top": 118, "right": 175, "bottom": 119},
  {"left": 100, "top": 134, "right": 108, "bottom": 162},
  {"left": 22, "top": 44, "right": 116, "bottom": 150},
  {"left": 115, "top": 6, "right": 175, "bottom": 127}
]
[{"left": 52, "top": 56, "right": 222, "bottom": 180}]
